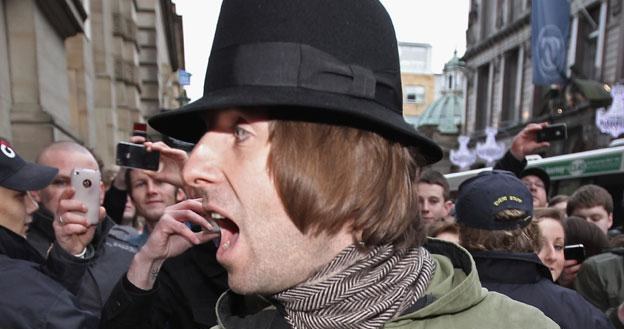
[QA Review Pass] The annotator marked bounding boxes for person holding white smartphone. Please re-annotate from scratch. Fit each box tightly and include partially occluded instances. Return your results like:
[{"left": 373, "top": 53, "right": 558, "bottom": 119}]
[{"left": 28, "top": 141, "right": 137, "bottom": 316}]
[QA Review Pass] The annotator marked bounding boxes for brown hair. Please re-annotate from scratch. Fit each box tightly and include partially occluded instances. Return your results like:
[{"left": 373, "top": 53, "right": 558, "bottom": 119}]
[
  {"left": 428, "top": 218, "right": 459, "bottom": 238},
  {"left": 533, "top": 207, "right": 566, "bottom": 222},
  {"left": 563, "top": 216, "right": 610, "bottom": 257},
  {"left": 567, "top": 184, "right": 613, "bottom": 215},
  {"left": 268, "top": 120, "right": 424, "bottom": 250},
  {"left": 459, "top": 209, "right": 541, "bottom": 253},
  {"left": 548, "top": 194, "right": 569, "bottom": 208},
  {"left": 418, "top": 169, "right": 450, "bottom": 201}
]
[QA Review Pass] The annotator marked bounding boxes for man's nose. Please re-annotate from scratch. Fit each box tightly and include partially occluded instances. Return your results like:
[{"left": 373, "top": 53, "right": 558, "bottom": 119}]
[{"left": 183, "top": 134, "right": 223, "bottom": 190}]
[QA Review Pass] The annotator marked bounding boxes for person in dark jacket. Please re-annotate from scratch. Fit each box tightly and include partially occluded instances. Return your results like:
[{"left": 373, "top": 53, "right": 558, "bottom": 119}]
[
  {"left": 457, "top": 170, "right": 613, "bottom": 329},
  {"left": 102, "top": 241, "right": 228, "bottom": 329},
  {"left": 0, "top": 138, "right": 99, "bottom": 328},
  {"left": 28, "top": 141, "right": 136, "bottom": 316},
  {"left": 576, "top": 248, "right": 624, "bottom": 328},
  {"left": 101, "top": 141, "right": 228, "bottom": 329}
]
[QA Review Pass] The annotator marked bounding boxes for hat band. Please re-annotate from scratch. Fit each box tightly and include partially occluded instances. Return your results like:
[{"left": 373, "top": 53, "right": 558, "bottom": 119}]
[{"left": 204, "top": 42, "right": 400, "bottom": 112}]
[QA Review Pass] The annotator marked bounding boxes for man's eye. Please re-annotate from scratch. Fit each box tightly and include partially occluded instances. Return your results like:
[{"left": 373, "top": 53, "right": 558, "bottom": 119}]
[
  {"left": 234, "top": 126, "right": 250, "bottom": 141},
  {"left": 52, "top": 179, "right": 68, "bottom": 187}
]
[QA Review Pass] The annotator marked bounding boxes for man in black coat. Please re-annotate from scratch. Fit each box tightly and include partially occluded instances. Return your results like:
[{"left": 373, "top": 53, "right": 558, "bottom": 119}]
[
  {"left": 456, "top": 170, "right": 613, "bottom": 329},
  {"left": 0, "top": 138, "right": 99, "bottom": 328},
  {"left": 28, "top": 141, "right": 136, "bottom": 316},
  {"left": 100, "top": 141, "right": 229, "bottom": 329}
]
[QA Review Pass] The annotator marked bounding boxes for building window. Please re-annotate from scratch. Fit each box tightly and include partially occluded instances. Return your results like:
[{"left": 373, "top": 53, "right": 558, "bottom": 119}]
[
  {"left": 405, "top": 85, "right": 425, "bottom": 104},
  {"left": 573, "top": 4, "right": 601, "bottom": 80},
  {"left": 501, "top": 48, "right": 521, "bottom": 127},
  {"left": 475, "top": 64, "right": 490, "bottom": 131}
]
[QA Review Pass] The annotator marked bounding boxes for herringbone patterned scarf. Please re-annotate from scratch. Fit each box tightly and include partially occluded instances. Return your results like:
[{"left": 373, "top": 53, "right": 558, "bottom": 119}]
[{"left": 273, "top": 244, "right": 436, "bottom": 329}]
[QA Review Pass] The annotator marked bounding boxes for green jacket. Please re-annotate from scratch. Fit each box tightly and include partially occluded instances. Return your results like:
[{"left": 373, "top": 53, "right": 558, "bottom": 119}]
[
  {"left": 385, "top": 240, "right": 558, "bottom": 329},
  {"left": 575, "top": 249, "right": 624, "bottom": 329},
  {"left": 212, "top": 239, "right": 559, "bottom": 329}
]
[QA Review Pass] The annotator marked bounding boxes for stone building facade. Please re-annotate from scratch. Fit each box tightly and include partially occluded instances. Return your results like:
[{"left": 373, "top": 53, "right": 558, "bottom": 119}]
[
  {"left": 399, "top": 42, "right": 436, "bottom": 125},
  {"left": 0, "top": 0, "right": 184, "bottom": 174},
  {"left": 463, "top": 0, "right": 624, "bottom": 160}
]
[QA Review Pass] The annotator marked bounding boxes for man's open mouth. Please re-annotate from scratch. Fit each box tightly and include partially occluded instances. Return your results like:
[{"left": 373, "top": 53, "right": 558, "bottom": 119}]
[{"left": 209, "top": 212, "right": 240, "bottom": 251}]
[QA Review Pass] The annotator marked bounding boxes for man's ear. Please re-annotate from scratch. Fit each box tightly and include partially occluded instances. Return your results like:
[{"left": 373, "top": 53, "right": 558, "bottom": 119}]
[
  {"left": 443, "top": 200, "right": 454, "bottom": 216},
  {"left": 30, "top": 190, "right": 42, "bottom": 203},
  {"left": 608, "top": 212, "right": 614, "bottom": 229},
  {"left": 99, "top": 181, "right": 106, "bottom": 205},
  {"left": 176, "top": 188, "right": 186, "bottom": 202}
]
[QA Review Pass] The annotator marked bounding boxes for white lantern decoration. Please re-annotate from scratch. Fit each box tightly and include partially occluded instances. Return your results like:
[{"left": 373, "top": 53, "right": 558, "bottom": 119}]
[
  {"left": 476, "top": 127, "right": 505, "bottom": 166},
  {"left": 450, "top": 135, "right": 477, "bottom": 170},
  {"left": 596, "top": 84, "right": 624, "bottom": 138}
]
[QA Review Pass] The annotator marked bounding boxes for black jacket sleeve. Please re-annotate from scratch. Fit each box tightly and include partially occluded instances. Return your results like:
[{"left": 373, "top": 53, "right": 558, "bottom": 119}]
[
  {"left": 44, "top": 242, "right": 91, "bottom": 295},
  {"left": 493, "top": 150, "right": 527, "bottom": 177},
  {"left": 100, "top": 274, "right": 161, "bottom": 329}
]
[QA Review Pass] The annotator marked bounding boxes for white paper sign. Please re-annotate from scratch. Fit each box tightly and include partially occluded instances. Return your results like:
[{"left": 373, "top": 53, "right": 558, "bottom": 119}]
[
  {"left": 596, "top": 84, "right": 624, "bottom": 138},
  {"left": 476, "top": 127, "right": 505, "bottom": 166},
  {"left": 450, "top": 135, "right": 477, "bottom": 170}
]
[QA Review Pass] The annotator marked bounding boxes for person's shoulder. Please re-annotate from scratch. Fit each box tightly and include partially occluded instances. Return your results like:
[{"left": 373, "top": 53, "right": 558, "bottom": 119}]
[
  {"left": 477, "top": 291, "right": 560, "bottom": 328},
  {"left": 105, "top": 224, "right": 139, "bottom": 254},
  {"left": 584, "top": 249, "right": 624, "bottom": 268}
]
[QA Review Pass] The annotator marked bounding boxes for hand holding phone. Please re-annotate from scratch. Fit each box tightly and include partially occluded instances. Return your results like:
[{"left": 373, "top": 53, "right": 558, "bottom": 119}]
[
  {"left": 70, "top": 168, "right": 101, "bottom": 225},
  {"left": 116, "top": 142, "right": 160, "bottom": 171},
  {"left": 536, "top": 123, "right": 567, "bottom": 142},
  {"left": 564, "top": 244, "right": 585, "bottom": 262}
]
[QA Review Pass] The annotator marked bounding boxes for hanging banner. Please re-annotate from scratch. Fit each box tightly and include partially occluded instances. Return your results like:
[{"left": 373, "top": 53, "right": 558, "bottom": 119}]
[
  {"left": 596, "top": 84, "right": 624, "bottom": 138},
  {"left": 531, "top": 0, "right": 570, "bottom": 85}
]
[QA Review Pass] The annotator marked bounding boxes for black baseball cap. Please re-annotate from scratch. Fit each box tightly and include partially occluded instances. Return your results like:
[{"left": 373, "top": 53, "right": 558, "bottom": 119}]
[
  {"left": 455, "top": 170, "right": 533, "bottom": 230},
  {"left": 0, "top": 139, "right": 58, "bottom": 192},
  {"left": 520, "top": 167, "right": 550, "bottom": 194}
]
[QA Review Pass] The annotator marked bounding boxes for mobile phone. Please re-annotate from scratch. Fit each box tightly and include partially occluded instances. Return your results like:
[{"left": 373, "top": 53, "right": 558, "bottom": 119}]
[
  {"left": 116, "top": 141, "right": 160, "bottom": 171},
  {"left": 536, "top": 123, "right": 567, "bottom": 142},
  {"left": 564, "top": 244, "right": 585, "bottom": 262},
  {"left": 71, "top": 168, "right": 101, "bottom": 225},
  {"left": 132, "top": 122, "right": 147, "bottom": 138}
]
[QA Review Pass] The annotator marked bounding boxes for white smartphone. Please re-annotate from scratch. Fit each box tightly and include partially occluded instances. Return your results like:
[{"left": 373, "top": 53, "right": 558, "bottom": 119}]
[{"left": 71, "top": 168, "right": 101, "bottom": 225}]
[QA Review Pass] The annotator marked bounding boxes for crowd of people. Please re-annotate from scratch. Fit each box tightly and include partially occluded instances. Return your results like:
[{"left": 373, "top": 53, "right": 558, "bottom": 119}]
[{"left": 1, "top": 0, "right": 623, "bottom": 328}]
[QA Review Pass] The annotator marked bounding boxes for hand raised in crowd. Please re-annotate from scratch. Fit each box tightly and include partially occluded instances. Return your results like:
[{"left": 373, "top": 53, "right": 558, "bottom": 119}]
[
  {"left": 53, "top": 188, "right": 106, "bottom": 256},
  {"left": 510, "top": 122, "right": 551, "bottom": 160},
  {"left": 126, "top": 198, "right": 218, "bottom": 290},
  {"left": 144, "top": 140, "right": 188, "bottom": 188},
  {"left": 557, "top": 259, "right": 582, "bottom": 288},
  {"left": 110, "top": 135, "right": 148, "bottom": 191}
]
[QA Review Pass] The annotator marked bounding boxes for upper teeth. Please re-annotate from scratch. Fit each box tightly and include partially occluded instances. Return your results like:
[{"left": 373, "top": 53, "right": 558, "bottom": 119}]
[{"left": 211, "top": 212, "right": 225, "bottom": 220}]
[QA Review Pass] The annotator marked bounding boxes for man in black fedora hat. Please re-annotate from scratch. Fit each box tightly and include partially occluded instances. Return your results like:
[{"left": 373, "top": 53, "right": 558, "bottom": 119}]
[{"left": 105, "top": 1, "right": 559, "bottom": 328}]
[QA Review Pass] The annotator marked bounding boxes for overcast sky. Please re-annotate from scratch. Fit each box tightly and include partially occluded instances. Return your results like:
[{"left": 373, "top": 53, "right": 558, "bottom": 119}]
[{"left": 173, "top": 0, "right": 470, "bottom": 101}]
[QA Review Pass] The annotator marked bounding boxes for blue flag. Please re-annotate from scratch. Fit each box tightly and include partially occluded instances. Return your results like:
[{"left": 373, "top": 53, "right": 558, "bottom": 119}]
[{"left": 531, "top": 0, "right": 570, "bottom": 85}]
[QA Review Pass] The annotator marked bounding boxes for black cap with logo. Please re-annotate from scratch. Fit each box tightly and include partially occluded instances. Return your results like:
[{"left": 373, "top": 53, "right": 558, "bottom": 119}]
[
  {"left": 0, "top": 139, "right": 58, "bottom": 192},
  {"left": 455, "top": 170, "right": 533, "bottom": 230}
]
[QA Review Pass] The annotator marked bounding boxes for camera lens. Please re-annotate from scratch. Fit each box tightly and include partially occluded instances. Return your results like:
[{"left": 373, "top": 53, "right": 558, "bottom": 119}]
[{"left": 83, "top": 179, "right": 92, "bottom": 188}]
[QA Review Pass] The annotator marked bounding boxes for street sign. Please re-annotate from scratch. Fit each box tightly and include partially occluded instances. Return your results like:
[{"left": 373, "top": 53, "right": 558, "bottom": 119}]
[{"left": 531, "top": 152, "right": 623, "bottom": 180}]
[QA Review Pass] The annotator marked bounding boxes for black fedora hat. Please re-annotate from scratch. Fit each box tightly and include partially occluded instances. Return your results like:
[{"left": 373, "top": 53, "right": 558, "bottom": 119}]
[{"left": 149, "top": 0, "right": 442, "bottom": 164}]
